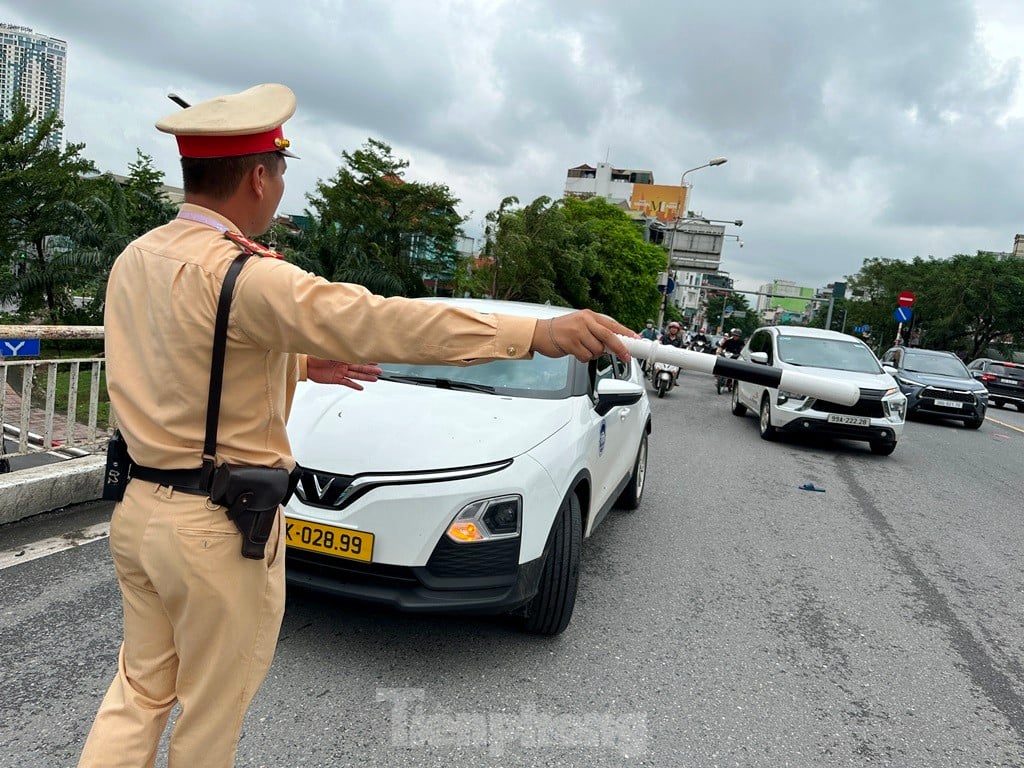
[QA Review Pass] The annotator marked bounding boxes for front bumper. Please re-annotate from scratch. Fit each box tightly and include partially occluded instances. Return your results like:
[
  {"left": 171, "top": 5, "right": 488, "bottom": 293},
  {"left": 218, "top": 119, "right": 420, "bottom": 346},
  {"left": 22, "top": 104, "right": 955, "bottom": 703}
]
[
  {"left": 285, "top": 545, "right": 545, "bottom": 614},
  {"left": 775, "top": 416, "right": 900, "bottom": 444},
  {"left": 902, "top": 387, "right": 986, "bottom": 421}
]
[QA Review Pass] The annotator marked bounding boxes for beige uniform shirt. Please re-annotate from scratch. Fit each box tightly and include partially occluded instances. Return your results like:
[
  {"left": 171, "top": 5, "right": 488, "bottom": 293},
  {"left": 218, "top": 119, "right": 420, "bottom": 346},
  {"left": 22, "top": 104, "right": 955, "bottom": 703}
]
[{"left": 105, "top": 203, "right": 537, "bottom": 471}]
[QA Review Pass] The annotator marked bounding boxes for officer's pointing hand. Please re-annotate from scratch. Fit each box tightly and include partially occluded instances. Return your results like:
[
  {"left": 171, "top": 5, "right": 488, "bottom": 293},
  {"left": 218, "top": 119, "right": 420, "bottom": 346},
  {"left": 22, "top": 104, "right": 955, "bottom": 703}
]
[
  {"left": 530, "top": 309, "right": 637, "bottom": 363},
  {"left": 307, "top": 358, "right": 382, "bottom": 390}
]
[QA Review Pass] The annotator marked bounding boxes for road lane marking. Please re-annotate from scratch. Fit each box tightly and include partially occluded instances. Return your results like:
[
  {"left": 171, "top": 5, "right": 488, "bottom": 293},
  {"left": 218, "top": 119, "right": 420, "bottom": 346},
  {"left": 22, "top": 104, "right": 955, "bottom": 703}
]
[
  {"left": 985, "top": 415, "right": 1024, "bottom": 434},
  {"left": 0, "top": 522, "right": 110, "bottom": 570}
]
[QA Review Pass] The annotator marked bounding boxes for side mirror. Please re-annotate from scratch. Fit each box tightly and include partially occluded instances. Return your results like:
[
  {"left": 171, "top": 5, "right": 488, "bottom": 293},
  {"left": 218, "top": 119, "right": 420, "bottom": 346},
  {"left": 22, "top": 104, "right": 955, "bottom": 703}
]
[
  {"left": 882, "top": 365, "right": 897, "bottom": 375},
  {"left": 749, "top": 351, "right": 769, "bottom": 365},
  {"left": 595, "top": 378, "right": 643, "bottom": 416}
]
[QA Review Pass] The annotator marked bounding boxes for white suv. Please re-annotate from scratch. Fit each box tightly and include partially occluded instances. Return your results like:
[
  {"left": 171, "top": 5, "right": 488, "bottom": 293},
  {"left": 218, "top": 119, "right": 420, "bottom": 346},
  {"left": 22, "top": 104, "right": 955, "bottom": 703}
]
[
  {"left": 284, "top": 298, "right": 652, "bottom": 635},
  {"left": 730, "top": 326, "right": 906, "bottom": 455}
]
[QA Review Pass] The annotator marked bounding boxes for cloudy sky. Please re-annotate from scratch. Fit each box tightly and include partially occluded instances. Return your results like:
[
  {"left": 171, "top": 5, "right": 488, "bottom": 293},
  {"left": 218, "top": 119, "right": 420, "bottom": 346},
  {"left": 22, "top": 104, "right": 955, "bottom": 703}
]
[{"left": 4, "top": 0, "right": 1024, "bottom": 293}]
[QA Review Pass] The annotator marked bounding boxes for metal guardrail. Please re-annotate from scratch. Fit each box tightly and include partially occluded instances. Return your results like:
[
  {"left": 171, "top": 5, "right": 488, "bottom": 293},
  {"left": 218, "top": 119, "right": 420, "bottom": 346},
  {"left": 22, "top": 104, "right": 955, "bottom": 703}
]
[{"left": 0, "top": 325, "right": 111, "bottom": 465}]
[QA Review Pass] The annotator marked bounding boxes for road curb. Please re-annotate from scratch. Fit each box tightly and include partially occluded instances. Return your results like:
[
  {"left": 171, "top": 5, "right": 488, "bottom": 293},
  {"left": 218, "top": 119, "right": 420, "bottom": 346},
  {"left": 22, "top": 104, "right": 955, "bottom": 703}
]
[{"left": 0, "top": 455, "right": 105, "bottom": 526}]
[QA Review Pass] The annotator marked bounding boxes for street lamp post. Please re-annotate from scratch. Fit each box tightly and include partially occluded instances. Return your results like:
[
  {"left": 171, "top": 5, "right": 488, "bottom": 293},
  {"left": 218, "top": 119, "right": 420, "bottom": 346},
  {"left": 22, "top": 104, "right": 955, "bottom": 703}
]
[{"left": 657, "top": 156, "right": 728, "bottom": 331}]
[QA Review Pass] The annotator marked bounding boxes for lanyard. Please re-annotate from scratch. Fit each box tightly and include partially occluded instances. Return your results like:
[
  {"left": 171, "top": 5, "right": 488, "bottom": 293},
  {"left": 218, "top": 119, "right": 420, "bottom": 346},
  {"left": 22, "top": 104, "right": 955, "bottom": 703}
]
[{"left": 176, "top": 209, "right": 230, "bottom": 233}]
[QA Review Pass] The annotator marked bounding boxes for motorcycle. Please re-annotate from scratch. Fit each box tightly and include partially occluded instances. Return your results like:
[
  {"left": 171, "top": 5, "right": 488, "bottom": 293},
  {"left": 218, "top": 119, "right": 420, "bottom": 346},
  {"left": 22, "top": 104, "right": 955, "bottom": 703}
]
[
  {"left": 689, "top": 339, "right": 709, "bottom": 354},
  {"left": 715, "top": 352, "right": 740, "bottom": 395},
  {"left": 653, "top": 361, "right": 679, "bottom": 398}
]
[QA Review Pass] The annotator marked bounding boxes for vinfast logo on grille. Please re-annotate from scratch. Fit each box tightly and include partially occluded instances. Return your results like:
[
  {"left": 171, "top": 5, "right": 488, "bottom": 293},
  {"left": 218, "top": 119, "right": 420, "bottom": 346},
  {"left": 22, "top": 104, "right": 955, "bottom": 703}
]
[{"left": 297, "top": 472, "right": 355, "bottom": 507}]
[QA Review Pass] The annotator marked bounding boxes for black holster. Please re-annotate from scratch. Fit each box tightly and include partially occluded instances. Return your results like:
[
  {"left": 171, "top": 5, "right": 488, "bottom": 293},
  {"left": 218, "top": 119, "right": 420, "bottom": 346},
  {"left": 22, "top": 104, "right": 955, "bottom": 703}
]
[
  {"left": 209, "top": 464, "right": 291, "bottom": 560},
  {"left": 102, "top": 430, "right": 134, "bottom": 502}
]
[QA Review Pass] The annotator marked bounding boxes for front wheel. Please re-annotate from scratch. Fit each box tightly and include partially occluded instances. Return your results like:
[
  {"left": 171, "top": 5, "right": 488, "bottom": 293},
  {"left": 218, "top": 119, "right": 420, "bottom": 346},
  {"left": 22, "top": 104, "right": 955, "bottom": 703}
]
[
  {"left": 731, "top": 386, "right": 747, "bottom": 416},
  {"left": 520, "top": 494, "right": 582, "bottom": 636},
  {"left": 759, "top": 396, "right": 777, "bottom": 440},
  {"left": 965, "top": 414, "right": 985, "bottom": 429},
  {"left": 656, "top": 382, "right": 666, "bottom": 398},
  {"left": 616, "top": 433, "right": 648, "bottom": 510},
  {"left": 869, "top": 441, "right": 897, "bottom": 456},
  {"left": 716, "top": 376, "right": 724, "bottom": 395}
]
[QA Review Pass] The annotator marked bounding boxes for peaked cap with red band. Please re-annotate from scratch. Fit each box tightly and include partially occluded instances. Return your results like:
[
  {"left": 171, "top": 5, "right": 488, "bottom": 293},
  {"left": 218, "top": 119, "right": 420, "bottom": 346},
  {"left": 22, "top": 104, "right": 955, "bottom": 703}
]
[{"left": 155, "top": 83, "right": 299, "bottom": 159}]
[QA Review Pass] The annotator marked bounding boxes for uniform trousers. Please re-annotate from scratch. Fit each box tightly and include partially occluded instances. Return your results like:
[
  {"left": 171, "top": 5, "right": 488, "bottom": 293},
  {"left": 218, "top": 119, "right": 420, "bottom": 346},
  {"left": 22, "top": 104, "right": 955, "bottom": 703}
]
[{"left": 78, "top": 480, "right": 286, "bottom": 768}]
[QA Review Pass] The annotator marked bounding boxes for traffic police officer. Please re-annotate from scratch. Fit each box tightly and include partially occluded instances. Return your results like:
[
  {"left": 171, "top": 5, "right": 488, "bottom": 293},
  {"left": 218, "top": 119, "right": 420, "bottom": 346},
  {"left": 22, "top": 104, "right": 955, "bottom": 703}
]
[{"left": 79, "top": 83, "right": 635, "bottom": 767}]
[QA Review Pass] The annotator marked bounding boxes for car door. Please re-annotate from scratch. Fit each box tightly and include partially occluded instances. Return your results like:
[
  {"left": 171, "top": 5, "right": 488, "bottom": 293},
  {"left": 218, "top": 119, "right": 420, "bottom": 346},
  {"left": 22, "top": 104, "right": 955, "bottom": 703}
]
[
  {"left": 585, "top": 353, "right": 635, "bottom": 528},
  {"left": 740, "top": 329, "right": 773, "bottom": 408}
]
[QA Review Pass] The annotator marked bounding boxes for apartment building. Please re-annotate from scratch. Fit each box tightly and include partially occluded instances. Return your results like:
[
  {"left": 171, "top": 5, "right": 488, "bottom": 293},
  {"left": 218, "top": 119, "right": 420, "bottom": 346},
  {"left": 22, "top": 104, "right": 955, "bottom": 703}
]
[{"left": 0, "top": 23, "right": 67, "bottom": 147}]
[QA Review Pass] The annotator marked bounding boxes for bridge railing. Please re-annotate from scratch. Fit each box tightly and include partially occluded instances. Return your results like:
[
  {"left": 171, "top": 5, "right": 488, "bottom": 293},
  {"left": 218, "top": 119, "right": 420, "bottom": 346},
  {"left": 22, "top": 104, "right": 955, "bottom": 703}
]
[{"left": 0, "top": 325, "right": 111, "bottom": 463}]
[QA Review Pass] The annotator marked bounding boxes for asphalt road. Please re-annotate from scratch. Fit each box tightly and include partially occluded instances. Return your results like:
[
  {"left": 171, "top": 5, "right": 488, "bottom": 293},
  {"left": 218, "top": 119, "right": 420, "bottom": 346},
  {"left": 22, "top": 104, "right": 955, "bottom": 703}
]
[{"left": 1, "top": 376, "right": 1023, "bottom": 767}]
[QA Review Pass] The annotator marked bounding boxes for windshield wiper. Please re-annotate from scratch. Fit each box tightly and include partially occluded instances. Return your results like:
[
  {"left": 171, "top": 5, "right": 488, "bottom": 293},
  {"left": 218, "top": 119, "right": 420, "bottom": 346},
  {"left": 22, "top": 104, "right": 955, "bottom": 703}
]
[{"left": 382, "top": 374, "right": 496, "bottom": 394}]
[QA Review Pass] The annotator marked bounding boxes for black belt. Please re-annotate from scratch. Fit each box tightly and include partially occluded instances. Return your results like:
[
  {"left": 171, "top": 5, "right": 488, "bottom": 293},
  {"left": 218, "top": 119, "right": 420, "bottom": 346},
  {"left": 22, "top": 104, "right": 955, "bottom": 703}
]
[{"left": 131, "top": 465, "right": 209, "bottom": 496}]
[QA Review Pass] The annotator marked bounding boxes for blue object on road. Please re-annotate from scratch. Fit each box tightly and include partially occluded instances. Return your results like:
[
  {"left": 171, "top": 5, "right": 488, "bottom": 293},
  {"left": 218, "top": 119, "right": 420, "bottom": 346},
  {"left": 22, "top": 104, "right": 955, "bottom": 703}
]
[{"left": 799, "top": 483, "right": 826, "bottom": 492}]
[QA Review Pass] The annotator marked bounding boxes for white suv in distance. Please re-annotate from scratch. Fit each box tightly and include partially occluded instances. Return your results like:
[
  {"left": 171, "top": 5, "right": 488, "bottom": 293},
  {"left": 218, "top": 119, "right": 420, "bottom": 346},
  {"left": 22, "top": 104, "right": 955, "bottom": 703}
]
[
  {"left": 730, "top": 326, "right": 906, "bottom": 455},
  {"left": 284, "top": 298, "right": 652, "bottom": 635}
]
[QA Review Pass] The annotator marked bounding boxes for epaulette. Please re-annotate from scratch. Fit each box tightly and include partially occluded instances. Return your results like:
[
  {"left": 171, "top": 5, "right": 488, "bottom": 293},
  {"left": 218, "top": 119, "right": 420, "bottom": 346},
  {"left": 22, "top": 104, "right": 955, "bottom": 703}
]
[{"left": 224, "top": 230, "right": 285, "bottom": 259}]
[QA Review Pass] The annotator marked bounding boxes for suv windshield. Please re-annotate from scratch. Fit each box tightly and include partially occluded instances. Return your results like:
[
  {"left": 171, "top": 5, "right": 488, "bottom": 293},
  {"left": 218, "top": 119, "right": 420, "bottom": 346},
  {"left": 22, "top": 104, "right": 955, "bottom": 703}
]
[
  {"left": 379, "top": 355, "right": 572, "bottom": 400},
  {"left": 776, "top": 336, "right": 882, "bottom": 374},
  {"left": 903, "top": 353, "right": 970, "bottom": 378}
]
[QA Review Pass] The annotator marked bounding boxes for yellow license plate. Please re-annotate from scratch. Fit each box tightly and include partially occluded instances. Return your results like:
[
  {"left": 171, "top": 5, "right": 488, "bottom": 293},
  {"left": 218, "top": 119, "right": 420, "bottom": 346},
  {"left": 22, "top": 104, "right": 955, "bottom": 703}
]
[{"left": 285, "top": 518, "right": 374, "bottom": 562}]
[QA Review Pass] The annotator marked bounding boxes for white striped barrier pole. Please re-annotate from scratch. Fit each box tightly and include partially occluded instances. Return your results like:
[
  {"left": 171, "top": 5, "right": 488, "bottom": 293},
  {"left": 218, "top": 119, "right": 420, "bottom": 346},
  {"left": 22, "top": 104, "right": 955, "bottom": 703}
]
[{"left": 617, "top": 336, "right": 861, "bottom": 407}]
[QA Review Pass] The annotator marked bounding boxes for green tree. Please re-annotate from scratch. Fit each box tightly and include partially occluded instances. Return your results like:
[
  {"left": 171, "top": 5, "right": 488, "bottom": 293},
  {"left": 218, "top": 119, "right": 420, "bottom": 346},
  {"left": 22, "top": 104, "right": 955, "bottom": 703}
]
[
  {"left": 0, "top": 98, "right": 97, "bottom": 320},
  {"left": 560, "top": 197, "right": 664, "bottom": 330},
  {"left": 300, "top": 138, "right": 464, "bottom": 296},
  {"left": 847, "top": 253, "right": 1024, "bottom": 357},
  {"left": 703, "top": 290, "right": 758, "bottom": 337},
  {"left": 464, "top": 195, "right": 664, "bottom": 329}
]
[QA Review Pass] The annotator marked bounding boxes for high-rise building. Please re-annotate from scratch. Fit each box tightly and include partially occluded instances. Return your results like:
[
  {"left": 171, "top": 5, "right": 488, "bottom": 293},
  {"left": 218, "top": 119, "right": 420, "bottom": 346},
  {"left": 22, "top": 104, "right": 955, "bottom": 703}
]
[{"left": 0, "top": 23, "right": 67, "bottom": 147}]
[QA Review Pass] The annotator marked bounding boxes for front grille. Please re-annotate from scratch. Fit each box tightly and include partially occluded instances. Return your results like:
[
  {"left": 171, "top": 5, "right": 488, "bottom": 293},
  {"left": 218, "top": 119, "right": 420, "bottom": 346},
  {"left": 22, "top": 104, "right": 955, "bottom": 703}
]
[
  {"left": 815, "top": 387, "right": 886, "bottom": 418},
  {"left": 921, "top": 387, "right": 976, "bottom": 403},
  {"left": 286, "top": 548, "right": 419, "bottom": 587},
  {"left": 426, "top": 536, "right": 520, "bottom": 578}
]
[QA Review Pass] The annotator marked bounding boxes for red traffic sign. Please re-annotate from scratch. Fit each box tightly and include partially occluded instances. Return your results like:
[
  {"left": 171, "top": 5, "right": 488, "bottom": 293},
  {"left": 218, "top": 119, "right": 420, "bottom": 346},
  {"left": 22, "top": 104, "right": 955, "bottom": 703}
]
[{"left": 897, "top": 291, "right": 916, "bottom": 308}]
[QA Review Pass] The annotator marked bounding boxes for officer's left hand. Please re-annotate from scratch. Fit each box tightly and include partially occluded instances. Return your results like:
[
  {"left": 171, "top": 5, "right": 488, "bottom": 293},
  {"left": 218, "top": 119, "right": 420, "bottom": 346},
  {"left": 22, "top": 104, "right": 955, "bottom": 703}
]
[{"left": 308, "top": 358, "right": 382, "bottom": 391}]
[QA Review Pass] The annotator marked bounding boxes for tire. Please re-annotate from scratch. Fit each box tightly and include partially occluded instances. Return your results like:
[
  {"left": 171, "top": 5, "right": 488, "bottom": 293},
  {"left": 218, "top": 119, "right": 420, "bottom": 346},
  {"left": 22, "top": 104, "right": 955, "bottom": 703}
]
[
  {"left": 869, "top": 441, "right": 897, "bottom": 456},
  {"left": 993, "top": 400, "right": 1004, "bottom": 409},
  {"left": 759, "top": 396, "right": 777, "bottom": 440},
  {"left": 616, "top": 433, "right": 648, "bottom": 511},
  {"left": 716, "top": 376, "right": 723, "bottom": 395},
  {"left": 731, "top": 386, "right": 747, "bottom": 416},
  {"left": 521, "top": 494, "right": 582, "bottom": 636},
  {"left": 965, "top": 414, "right": 984, "bottom": 429},
  {"left": 657, "top": 383, "right": 666, "bottom": 398}
]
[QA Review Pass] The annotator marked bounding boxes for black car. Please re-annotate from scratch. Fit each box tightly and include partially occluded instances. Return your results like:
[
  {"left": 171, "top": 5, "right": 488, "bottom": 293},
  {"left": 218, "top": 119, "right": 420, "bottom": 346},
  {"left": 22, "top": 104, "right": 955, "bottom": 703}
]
[
  {"left": 880, "top": 347, "right": 987, "bottom": 429},
  {"left": 966, "top": 358, "right": 1024, "bottom": 410}
]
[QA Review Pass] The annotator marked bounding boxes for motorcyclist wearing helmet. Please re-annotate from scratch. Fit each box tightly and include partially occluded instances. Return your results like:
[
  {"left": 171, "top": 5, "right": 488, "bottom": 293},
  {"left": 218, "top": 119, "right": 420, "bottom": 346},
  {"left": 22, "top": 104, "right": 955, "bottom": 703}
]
[
  {"left": 660, "top": 320, "right": 684, "bottom": 348},
  {"left": 639, "top": 319, "right": 658, "bottom": 376},
  {"left": 688, "top": 326, "right": 710, "bottom": 351},
  {"left": 717, "top": 327, "right": 745, "bottom": 357},
  {"left": 660, "top": 320, "right": 684, "bottom": 383}
]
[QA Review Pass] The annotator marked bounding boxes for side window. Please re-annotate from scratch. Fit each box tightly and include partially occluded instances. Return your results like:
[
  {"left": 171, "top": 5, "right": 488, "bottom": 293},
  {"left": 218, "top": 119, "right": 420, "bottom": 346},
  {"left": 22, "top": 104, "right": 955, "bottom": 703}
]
[
  {"left": 592, "top": 353, "right": 616, "bottom": 390},
  {"left": 750, "top": 331, "right": 773, "bottom": 364},
  {"left": 611, "top": 354, "right": 630, "bottom": 380}
]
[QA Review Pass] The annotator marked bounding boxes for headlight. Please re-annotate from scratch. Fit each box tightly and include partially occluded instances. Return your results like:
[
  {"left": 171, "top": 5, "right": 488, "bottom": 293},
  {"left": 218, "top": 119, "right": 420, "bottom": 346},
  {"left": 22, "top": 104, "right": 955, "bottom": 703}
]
[
  {"left": 446, "top": 495, "right": 522, "bottom": 543},
  {"left": 885, "top": 396, "right": 907, "bottom": 420},
  {"left": 897, "top": 376, "right": 924, "bottom": 387},
  {"left": 777, "top": 390, "right": 809, "bottom": 406}
]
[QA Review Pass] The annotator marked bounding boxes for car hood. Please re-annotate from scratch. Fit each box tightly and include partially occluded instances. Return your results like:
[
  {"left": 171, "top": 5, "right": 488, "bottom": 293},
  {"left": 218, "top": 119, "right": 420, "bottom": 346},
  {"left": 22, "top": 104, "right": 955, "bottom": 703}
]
[
  {"left": 286, "top": 380, "right": 571, "bottom": 472},
  {"left": 897, "top": 370, "right": 986, "bottom": 392}
]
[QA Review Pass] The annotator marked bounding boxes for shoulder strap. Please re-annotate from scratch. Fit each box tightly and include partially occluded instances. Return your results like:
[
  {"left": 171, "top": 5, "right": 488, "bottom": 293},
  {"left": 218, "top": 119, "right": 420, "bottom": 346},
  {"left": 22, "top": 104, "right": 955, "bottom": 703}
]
[{"left": 201, "top": 253, "right": 251, "bottom": 487}]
